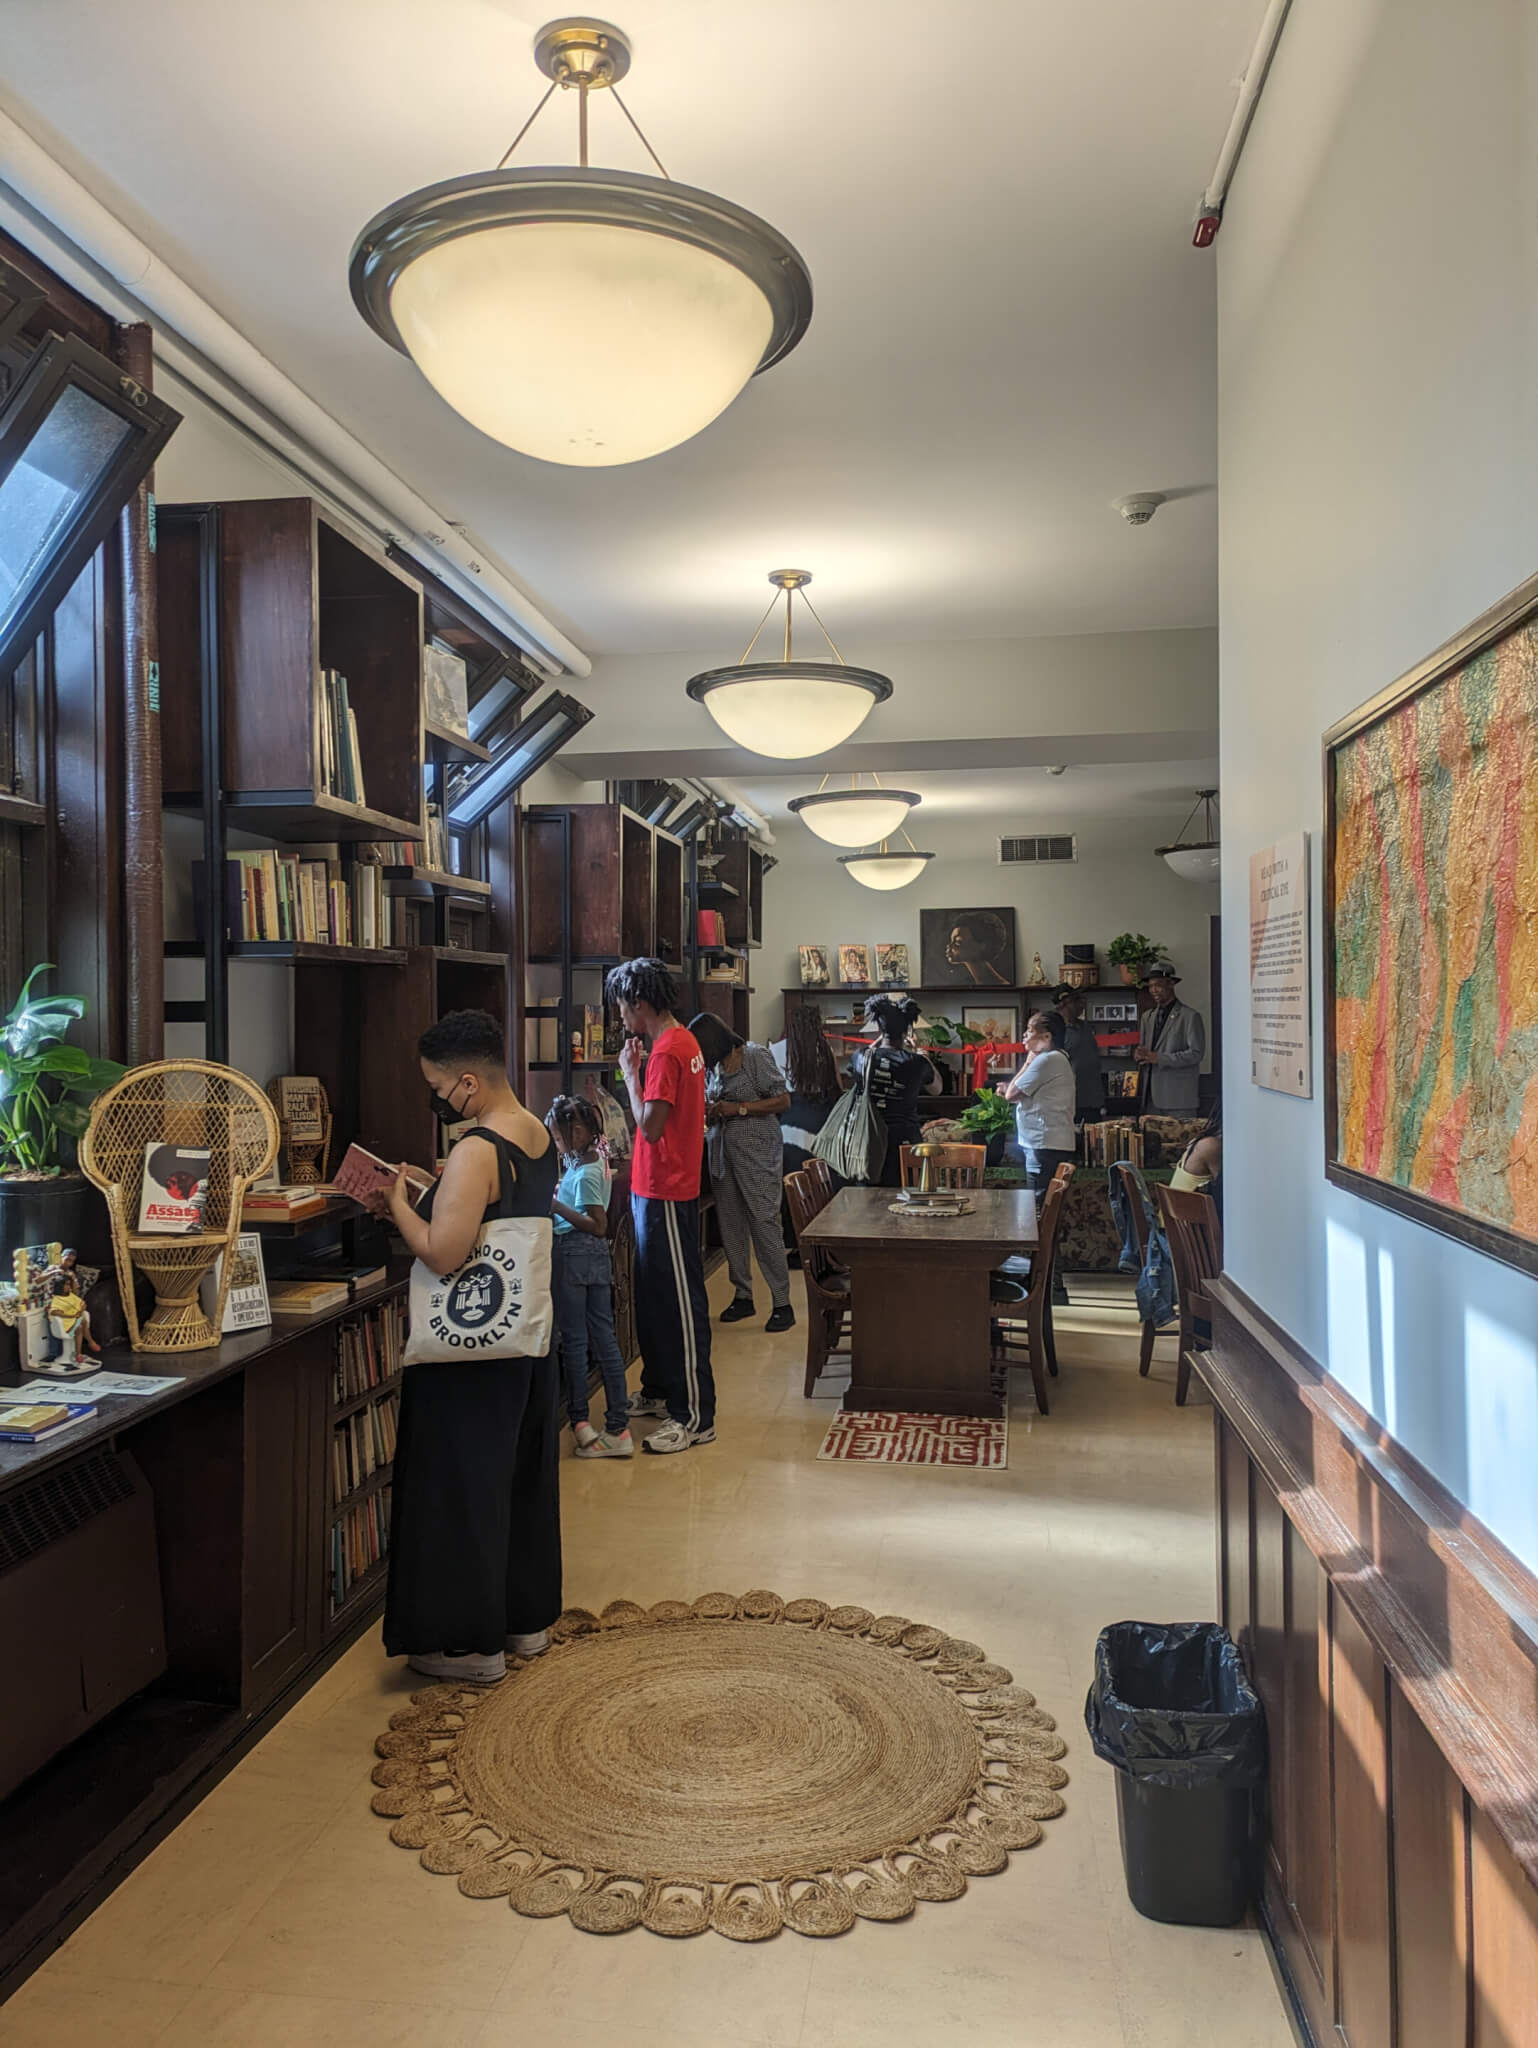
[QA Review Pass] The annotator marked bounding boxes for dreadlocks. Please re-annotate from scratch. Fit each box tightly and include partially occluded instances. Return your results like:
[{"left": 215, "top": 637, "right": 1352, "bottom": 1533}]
[{"left": 603, "top": 956, "right": 682, "bottom": 1018}]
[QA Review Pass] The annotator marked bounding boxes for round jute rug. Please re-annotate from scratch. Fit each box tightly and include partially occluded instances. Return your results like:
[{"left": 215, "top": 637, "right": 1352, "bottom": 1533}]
[{"left": 370, "top": 1592, "right": 1068, "bottom": 1940}]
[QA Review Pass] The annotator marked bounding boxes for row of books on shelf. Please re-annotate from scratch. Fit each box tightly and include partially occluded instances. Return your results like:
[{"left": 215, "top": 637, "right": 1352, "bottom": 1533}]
[
  {"left": 333, "top": 1299, "right": 407, "bottom": 1405},
  {"left": 331, "top": 1389, "right": 399, "bottom": 1504},
  {"left": 194, "top": 850, "right": 392, "bottom": 950},
  {"left": 330, "top": 1486, "right": 390, "bottom": 1614},
  {"left": 320, "top": 668, "right": 367, "bottom": 806}
]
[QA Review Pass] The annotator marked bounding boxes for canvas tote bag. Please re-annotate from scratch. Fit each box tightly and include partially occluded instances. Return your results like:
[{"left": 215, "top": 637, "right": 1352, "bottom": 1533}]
[
  {"left": 403, "top": 1132, "right": 553, "bottom": 1364},
  {"left": 811, "top": 1057, "right": 888, "bottom": 1183}
]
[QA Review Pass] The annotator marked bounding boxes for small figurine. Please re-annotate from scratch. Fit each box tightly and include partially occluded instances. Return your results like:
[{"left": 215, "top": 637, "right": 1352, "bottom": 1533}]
[
  {"left": 1030, "top": 951, "right": 1045, "bottom": 985},
  {"left": 46, "top": 1268, "right": 99, "bottom": 1365}
]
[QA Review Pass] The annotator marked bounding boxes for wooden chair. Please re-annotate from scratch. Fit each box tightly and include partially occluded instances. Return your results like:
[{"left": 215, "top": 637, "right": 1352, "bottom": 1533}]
[
  {"left": 989, "top": 1170, "right": 1068, "bottom": 1417},
  {"left": 995, "top": 1160, "right": 1074, "bottom": 1375},
  {"left": 803, "top": 1155, "right": 834, "bottom": 1212},
  {"left": 1112, "top": 1161, "right": 1176, "bottom": 1380},
  {"left": 784, "top": 1168, "right": 851, "bottom": 1397},
  {"left": 1154, "top": 1183, "right": 1224, "bottom": 1406},
  {"left": 899, "top": 1142, "right": 985, "bottom": 1191}
]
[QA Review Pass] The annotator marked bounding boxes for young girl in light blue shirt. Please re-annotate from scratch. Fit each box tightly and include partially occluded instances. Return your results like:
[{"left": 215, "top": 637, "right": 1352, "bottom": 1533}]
[{"left": 546, "top": 1097, "right": 632, "bottom": 1459}]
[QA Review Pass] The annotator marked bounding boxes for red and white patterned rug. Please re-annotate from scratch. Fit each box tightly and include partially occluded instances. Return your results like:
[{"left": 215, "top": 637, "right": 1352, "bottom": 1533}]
[{"left": 816, "top": 1411, "right": 1009, "bottom": 1468}]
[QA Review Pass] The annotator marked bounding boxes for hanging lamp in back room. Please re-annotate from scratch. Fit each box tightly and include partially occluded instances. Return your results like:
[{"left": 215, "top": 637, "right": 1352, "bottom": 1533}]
[
  {"left": 349, "top": 19, "right": 812, "bottom": 467},
  {"left": 687, "top": 570, "right": 892, "bottom": 757},
  {"left": 788, "top": 774, "right": 921, "bottom": 847}
]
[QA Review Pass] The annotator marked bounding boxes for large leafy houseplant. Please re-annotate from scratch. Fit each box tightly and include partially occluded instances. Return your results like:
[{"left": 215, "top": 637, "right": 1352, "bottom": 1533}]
[
  {"left": 957, "top": 1090, "right": 1015, "bottom": 1142},
  {"left": 0, "top": 966, "right": 124, "bottom": 1178},
  {"left": 1107, "top": 932, "right": 1166, "bottom": 985}
]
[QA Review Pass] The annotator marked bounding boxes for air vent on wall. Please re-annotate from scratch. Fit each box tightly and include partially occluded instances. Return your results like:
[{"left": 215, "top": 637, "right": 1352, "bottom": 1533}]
[{"left": 999, "top": 835, "right": 1076, "bottom": 865}]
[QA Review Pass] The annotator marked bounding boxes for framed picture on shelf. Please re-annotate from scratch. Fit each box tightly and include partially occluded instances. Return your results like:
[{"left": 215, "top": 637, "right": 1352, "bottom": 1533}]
[
  {"left": 918, "top": 906, "right": 1017, "bottom": 988},
  {"left": 875, "top": 942, "right": 911, "bottom": 985},
  {"left": 838, "top": 942, "right": 874, "bottom": 987},
  {"left": 962, "top": 1001, "right": 1021, "bottom": 1049},
  {"left": 1325, "top": 566, "right": 1538, "bottom": 1276},
  {"left": 798, "top": 943, "right": 830, "bottom": 987}
]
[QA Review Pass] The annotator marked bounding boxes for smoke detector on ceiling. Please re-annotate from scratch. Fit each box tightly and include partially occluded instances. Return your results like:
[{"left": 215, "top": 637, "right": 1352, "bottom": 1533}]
[
  {"left": 1114, "top": 493, "right": 1166, "bottom": 526},
  {"left": 1046, "top": 764, "right": 1067, "bottom": 776}
]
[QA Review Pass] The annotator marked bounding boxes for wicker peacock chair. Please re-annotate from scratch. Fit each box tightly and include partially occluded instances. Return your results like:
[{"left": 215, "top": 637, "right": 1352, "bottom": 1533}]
[{"left": 81, "top": 1060, "right": 279, "bottom": 1351}]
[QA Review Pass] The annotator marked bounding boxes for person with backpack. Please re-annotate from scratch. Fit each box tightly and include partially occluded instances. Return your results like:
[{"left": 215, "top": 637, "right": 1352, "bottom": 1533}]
[{"left": 856, "top": 994, "right": 942, "bottom": 1186}]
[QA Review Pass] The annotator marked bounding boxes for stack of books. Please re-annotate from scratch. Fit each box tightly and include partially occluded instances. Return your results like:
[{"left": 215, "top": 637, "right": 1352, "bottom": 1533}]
[
  {"left": 331, "top": 1486, "right": 390, "bottom": 1613},
  {"left": 330, "top": 1389, "right": 399, "bottom": 1503},
  {"left": 269, "top": 1277, "right": 352, "bottom": 1317},
  {"left": 242, "top": 1184, "right": 331, "bottom": 1225},
  {"left": 1082, "top": 1120, "right": 1143, "bottom": 1168},
  {"left": 332, "top": 1299, "right": 407, "bottom": 1404},
  {"left": 0, "top": 1400, "right": 98, "bottom": 1443},
  {"left": 319, "top": 668, "right": 367, "bottom": 806}
]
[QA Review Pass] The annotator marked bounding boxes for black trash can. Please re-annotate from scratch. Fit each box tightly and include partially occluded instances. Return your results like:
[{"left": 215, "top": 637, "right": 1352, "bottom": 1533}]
[{"left": 1084, "top": 1620, "right": 1266, "bottom": 1926}]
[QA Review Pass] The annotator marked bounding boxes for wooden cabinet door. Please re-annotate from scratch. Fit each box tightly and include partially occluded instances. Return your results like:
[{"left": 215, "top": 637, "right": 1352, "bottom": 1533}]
[{"left": 241, "top": 1339, "right": 318, "bottom": 1709}]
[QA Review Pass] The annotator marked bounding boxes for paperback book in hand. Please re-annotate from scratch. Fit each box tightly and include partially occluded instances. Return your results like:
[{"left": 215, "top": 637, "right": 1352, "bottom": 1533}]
[
  {"left": 331, "top": 1144, "right": 433, "bottom": 1206},
  {"left": 137, "top": 1144, "right": 211, "bottom": 1233}
]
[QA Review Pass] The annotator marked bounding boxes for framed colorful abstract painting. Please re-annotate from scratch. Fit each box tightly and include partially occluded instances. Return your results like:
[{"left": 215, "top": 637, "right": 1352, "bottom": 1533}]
[{"left": 1325, "top": 570, "right": 1538, "bottom": 1276}]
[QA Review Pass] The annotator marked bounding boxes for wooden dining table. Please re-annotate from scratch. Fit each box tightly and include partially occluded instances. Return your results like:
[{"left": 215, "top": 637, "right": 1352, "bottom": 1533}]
[{"left": 800, "top": 1186, "right": 1039, "bottom": 1419}]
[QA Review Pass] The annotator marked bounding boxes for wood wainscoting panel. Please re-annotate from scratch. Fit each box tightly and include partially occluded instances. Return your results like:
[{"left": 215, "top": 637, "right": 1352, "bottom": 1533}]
[
  {"left": 1285, "top": 1520, "right": 1332, "bottom": 2006},
  {"left": 1471, "top": 1808, "right": 1538, "bottom": 2048},
  {"left": 1331, "top": 1592, "right": 1394, "bottom": 2047},
  {"left": 1390, "top": 1675, "right": 1470, "bottom": 2048},
  {"left": 1194, "top": 1278, "right": 1538, "bottom": 2048}
]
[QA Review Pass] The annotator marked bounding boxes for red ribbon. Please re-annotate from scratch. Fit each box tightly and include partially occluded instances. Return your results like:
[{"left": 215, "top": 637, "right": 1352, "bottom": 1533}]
[{"left": 834, "top": 1030, "right": 1140, "bottom": 1092}]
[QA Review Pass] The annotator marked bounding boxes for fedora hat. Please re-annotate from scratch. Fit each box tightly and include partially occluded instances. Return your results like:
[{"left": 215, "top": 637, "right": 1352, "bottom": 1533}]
[{"left": 1140, "top": 962, "right": 1181, "bottom": 986}]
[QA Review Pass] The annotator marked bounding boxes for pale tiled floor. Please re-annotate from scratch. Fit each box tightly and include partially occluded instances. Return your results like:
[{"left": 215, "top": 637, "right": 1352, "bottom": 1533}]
[{"left": 0, "top": 1272, "right": 1296, "bottom": 2048}]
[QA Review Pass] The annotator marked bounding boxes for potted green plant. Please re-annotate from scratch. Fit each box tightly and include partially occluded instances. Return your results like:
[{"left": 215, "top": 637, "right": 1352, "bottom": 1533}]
[
  {"left": 0, "top": 965, "right": 124, "bottom": 1264},
  {"left": 958, "top": 1086, "right": 1016, "bottom": 1165},
  {"left": 1107, "top": 933, "right": 1166, "bottom": 987}
]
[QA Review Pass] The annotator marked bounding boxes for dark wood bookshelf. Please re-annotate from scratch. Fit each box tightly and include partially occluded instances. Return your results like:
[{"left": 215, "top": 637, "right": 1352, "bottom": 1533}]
[
  {"left": 382, "top": 866, "right": 492, "bottom": 897},
  {"left": 227, "top": 941, "right": 407, "bottom": 966},
  {"left": 426, "top": 945, "right": 507, "bottom": 968},
  {"left": 423, "top": 719, "right": 491, "bottom": 765},
  {"left": 331, "top": 1462, "right": 393, "bottom": 1515}
]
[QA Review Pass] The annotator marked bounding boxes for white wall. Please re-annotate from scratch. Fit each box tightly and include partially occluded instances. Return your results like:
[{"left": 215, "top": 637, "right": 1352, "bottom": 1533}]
[
  {"left": 1219, "top": 0, "right": 1538, "bottom": 1564},
  {"left": 755, "top": 808, "right": 1218, "bottom": 1051}
]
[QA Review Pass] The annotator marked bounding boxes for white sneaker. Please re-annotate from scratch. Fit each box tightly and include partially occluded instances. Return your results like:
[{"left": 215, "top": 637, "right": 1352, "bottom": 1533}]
[
  {"left": 575, "top": 1428, "right": 634, "bottom": 1459},
  {"left": 507, "top": 1630, "right": 550, "bottom": 1658},
  {"left": 408, "top": 1649, "right": 505, "bottom": 1685},
  {"left": 572, "top": 1420, "right": 600, "bottom": 1450},
  {"left": 627, "top": 1393, "right": 668, "bottom": 1418},
  {"left": 642, "top": 1420, "right": 716, "bottom": 1455}
]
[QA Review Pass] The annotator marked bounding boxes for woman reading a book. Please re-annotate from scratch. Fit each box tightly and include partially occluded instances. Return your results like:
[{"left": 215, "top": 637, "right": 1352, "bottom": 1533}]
[{"left": 366, "top": 1008, "right": 561, "bottom": 1686}]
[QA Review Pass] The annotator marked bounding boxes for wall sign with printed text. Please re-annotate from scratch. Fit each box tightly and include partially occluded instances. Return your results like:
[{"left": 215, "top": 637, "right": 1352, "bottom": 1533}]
[{"left": 1250, "top": 831, "right": 1312, "bottom": 1097}]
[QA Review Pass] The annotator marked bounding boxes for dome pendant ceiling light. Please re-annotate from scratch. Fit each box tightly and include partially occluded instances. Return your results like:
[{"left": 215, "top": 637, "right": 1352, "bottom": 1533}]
[
  {"left": 838, "top": 820, "right": 935, "bottom": 891},
  {"left": 350, "top": 19, "right": 813, "bottom": 468},
  {"left": 1156, "top": 788, "right": 1221, "bottom": 881},
  {"left": 787, "top": 773, "right": 920, "bottom": 848},
  {"left": 687, "top": 570, "right": 892, "bottom": 758}
]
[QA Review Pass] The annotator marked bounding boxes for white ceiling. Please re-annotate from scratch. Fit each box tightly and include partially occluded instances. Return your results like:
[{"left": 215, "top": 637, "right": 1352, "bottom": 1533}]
[
  {"left": 722, "top": 760, "right": 1221, "bottom": 827},
  {"left": 0, "top": 0, "right": 1264, "bottom": 658}
]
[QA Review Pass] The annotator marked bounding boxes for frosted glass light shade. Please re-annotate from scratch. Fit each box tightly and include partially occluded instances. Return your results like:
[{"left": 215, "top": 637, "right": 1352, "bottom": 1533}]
[
  {"left": 1159, "top": 842, "right": 1220, "bottom": 882},
  {"left": 686, "top": 661, "right": 892, "bottom": 759},
  {"left": 838, "top": 851, "right": 935, "bottom": 891},
  {"left": 788, "top": 788, "right": 919, "bottom": 847},
  {"left": 351, "top": 169, "right": 812, "bottom": 469},
  {"left": 391, "top": 223, "right": 772, "bottom": 466}
]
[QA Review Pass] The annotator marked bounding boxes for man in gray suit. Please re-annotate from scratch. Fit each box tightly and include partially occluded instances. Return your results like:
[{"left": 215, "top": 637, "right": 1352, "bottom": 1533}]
[{"left": 1134, "top": 964, "right": 1205, "bottom": 1113}]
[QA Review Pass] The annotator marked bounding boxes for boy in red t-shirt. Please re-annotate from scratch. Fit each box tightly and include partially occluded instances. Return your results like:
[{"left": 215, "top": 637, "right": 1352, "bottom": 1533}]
[{"left": 606, "top": 957, "right": 716, "bottom": 1453}]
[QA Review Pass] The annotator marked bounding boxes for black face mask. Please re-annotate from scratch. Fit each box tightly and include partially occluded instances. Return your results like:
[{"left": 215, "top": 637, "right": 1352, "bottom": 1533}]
[{"left": 428, "top": 1080, "right": 469, "bottom": 1124}]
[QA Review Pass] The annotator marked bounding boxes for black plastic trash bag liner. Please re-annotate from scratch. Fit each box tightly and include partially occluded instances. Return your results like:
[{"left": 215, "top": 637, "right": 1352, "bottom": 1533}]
[
  {"left": 1085, "top": 1620, "right": 1267, "bottom": 1926},
  {"left": 1084, "top": 1620, "right": 1267, "bottom": 1787}
]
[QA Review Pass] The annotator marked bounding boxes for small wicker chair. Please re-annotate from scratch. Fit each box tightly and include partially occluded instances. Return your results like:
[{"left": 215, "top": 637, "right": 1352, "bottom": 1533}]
[{"left": 81, "top": 1060, "right": 279, "bottom": 1351}]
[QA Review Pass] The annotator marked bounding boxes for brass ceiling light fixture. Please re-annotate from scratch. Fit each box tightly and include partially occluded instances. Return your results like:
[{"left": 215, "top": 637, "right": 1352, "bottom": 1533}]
[
  {"left": 787, "top": 772, "right": 921, "bottom": 848},
  {"left": 350, "top": 18, "right": 812, "bottom": 468},
  {"left": 687, "top": 569, "right": 892, "bottom": 758}
]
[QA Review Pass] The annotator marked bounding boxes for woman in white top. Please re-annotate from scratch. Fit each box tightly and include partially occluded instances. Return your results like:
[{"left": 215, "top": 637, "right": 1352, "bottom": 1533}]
[{"left": 1003, "top": 1010, "right": 1078, "bottom": 1193}]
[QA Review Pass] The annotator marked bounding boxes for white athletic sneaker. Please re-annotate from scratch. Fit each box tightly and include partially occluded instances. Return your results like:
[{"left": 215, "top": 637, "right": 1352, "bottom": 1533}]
[
  {"left": 642, "top": 1420, "right": 716, "bottom": 1455},
  {"left": 572, "top": 1420, "right": 600, "bottom": 1450},
  {"left": 574, "top": 1428, "right": 634, "bottom": 1459},
  {"left": 407, "top": 1649, "right": 505, "bottom": 1685},
  {"left": 507, "top": 1630, "right": 550, "bottom": 1658},
  {"left": 627, "top": 1393, "right": 668, "bottom": 1418}
]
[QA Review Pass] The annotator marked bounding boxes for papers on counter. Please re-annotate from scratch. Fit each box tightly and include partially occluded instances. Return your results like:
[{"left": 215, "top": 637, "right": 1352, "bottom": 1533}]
[{"left": 0, "top": 1371, "right": 185, "bottom": 1402}]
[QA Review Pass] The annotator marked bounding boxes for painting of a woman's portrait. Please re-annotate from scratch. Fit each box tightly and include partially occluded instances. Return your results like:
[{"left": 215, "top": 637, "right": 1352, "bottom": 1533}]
[{"left": 919, "top": 907, "right": 1017, "bottom": 987}]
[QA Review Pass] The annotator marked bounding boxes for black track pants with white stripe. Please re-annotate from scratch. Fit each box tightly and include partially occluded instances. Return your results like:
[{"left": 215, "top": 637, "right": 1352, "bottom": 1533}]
[{"left": 631, "top": 1193, "right": 715, "bottom": 1432}]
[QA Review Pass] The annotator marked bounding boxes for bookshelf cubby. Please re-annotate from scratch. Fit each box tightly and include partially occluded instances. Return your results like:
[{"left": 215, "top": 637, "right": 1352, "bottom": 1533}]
[
  {"left": 160, "top": 498, "right": 424, "bottom": 841},
  {"left": 326, "top": 1295, "right": 406, "bottom": 1625}
]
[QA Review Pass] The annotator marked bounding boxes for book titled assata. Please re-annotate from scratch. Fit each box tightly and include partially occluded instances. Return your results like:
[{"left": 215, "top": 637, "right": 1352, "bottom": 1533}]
[{"left": 137, "top": 1144, "right": 211, "bottom": 1233}]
